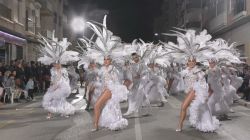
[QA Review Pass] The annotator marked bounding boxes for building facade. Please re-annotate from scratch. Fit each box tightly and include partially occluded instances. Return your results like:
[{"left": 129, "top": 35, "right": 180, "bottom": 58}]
[
  {"left": 175, "top": 0, "right": 250, "bottom": 63},
  {"left": 0, "top": 0, "right": 67, "bottom": 64},
  {"left": 176, "top": 0, "right": 204, "bottom": 31},
  {"left": 26, "top": 0, "right": 41, "bottom": 62},
  {"left": 154, "top": 0, "right": 203, "bottom": 41},
  {"left": 204, "top": 0, "right": 250, "bottom": 63},
  {"left": 0, "top": 0, "right": 27, "bottom": 64},
  {"left": 153, "top": 0, "right": 177, "bottom": 41}
]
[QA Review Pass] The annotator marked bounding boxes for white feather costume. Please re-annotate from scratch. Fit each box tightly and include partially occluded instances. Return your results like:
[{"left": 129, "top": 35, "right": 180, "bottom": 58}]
[
  {"left": 79, "top": 15, "right": 130, "bottom": 130},
  {"left": 38, "top": 32, "right": 79, "bottom": 116},
  {"left": 141, "top": 45, "right": 170, "bottom": 104},
  {"left": 38, "top": 32, "right": 79, "bottom": 65},
  {"left": 163, "top": 29, "right": 220, "bottom": 132},
  {"left": 124, "top": 39, "right": 153, "bottom": 115},
  {"left": 207, "top": 39, "right": 243, "bottom": 109},
  {"left": 207, "top": 65, "right": 230, "bottom": 116}
]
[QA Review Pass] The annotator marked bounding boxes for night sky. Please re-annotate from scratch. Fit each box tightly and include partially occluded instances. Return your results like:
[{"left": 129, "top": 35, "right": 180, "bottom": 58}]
[{"left": 68, "top": 0, "right": 163, "bottom": 42}]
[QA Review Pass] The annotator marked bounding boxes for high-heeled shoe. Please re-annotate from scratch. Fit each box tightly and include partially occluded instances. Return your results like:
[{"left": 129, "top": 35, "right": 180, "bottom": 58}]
[
  {"left": 91, "top": 123, "right": 99, "bottom": 132},
  {"left": 46, "top": 115, "right": 52, "bottom": 120},
  {"left": 175, "top": 128, "right": 182, "bottom": 132},
  {"left": 60, "top": 114, "right": 70, "bottom": 118},
  {"left": 123, "top": 111, "right": 133, "bottom": 116},
  {"left": 91, "top": 128, "right": 98, "bottom": 132}
]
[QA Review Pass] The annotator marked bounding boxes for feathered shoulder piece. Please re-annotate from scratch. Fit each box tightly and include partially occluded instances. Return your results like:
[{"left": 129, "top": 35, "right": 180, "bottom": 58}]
[
  {"left": 161, "top": 28, "right": 213, "bottom": 64},
  {"left": 38, "top": 31, "right": 79, "bottom": 65}
]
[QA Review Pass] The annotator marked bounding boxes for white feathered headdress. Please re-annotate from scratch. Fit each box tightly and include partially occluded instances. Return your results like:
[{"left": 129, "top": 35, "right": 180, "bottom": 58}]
[
  {"left": 146, "top": 44, "right": 171, "bottom": 68},
  {"left": 131, "top": 39, "right": 155, "bottom": 63},
  {"left": 79, "top": 15, "right": 133, "bottom": 64},
  {"left": 162, "top": 28, "right": 213, "bottom": 64},
  {"left": 76, "top": 35, "right": 96, "bottom": 68},
  {"left": 208, "top": 38, "right": 243, "bottom": 64},
  {"left": 38, "top": 31, "right": 79, "bottom": 65}
]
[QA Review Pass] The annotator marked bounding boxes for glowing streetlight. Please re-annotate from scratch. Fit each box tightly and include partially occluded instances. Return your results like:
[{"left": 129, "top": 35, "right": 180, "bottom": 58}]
[{"left": 71, "top": 17, "right": 85, "bottom": 33}]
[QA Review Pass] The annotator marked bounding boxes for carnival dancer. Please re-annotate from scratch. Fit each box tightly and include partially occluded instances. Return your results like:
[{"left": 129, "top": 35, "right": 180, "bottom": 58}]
[
  {"left": 229, "top": 68, "right": 243, "bottom": 100},
  {"left": 67, "top": 64, "right": 80, "bottom": 94},
  {"left": 79, "top": 15, "right": 133, "bottom": 131},
  {"left": 209, "top": 39, "right": 243, "bottom": 112},
  {"left": 84, "top": 61, "right": 99, "bottom": 110},
  {"left": 141, "top": 45, "right": 169, "bottom": 106},
  {"left": 123, "top": 40, "right": 151, "bottom": 116},
  {"left": 162, "top": 29, "right": 220, "bottom": 132},
  {"left": 38, "top": 32, "right": 79, "bottom": 119},
  {"left": 207, "top": 58, "right": 230, "bottom": 119}
]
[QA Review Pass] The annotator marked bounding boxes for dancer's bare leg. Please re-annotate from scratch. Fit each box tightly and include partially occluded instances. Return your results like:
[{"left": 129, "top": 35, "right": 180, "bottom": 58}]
[
  {"left": 47, "top": 112, "right": 52, "bottom": 119},
  {"left": 89, "top": 86, "right": 95, "bottom": 103},
  {"left": 86, "top": 86, "right": 95, "bottom": 110},
  {"left": 84, "top": 82, "right": 89, "bottom": 99},
  {"left": 167, "top": 78, "right": 174, "bottom": 93},
  {"left": 93, "top": 89, "right": 112, "bottom": 130},
  {"left": 176, "top": 89, "right": 195, "bottom": 131},
  {"left": 123, "top": 79, "right": 132, "bottom": 90}
]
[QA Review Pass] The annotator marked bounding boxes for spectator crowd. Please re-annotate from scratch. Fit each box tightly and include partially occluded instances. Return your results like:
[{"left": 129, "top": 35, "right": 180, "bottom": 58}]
[{"left": 0, "top": 59, "right": 51, "bottom": 104}]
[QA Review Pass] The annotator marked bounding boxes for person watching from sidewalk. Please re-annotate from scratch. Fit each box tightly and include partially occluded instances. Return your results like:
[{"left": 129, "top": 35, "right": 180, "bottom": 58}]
[{"left": 25, "top": 76, "right": 35, "bottom": 101}]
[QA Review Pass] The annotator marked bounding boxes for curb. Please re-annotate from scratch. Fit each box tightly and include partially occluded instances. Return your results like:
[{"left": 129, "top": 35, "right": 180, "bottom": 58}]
[
  {"left": 237, "top": 99, "right": 250, "bottom": 109},
  {"left": 0, "top": 95, "right": 43, "bottom": 110}
]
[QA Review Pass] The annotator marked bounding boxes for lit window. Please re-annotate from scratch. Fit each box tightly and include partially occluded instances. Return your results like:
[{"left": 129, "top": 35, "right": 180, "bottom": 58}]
[{"left": 231, "top": 0, "right": 246, "bottom": 15}]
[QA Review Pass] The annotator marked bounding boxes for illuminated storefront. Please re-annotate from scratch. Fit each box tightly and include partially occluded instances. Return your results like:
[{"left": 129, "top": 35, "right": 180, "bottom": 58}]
[{"left": 0, "top": 30, "right": 26, "bottom": 64}]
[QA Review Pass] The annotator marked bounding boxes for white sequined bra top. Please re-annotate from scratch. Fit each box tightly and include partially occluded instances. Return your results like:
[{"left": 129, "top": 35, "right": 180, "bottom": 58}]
[
  {"left": 104, "top": 69, "right": 111, "bottom": 86},
  {"left": 182, "top": 67, "right": 201, "bottom": 93},
  {"left": 100, "top": 66, "right": 114, "bottom": 87}
]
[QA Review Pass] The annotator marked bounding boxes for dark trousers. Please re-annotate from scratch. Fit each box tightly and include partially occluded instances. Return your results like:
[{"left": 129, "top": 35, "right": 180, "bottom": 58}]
[
  {"left": 243, "top": 87, "right": 250, "bottom": 101},
  {"left": 28, "top": 89, "right": 34, "bottom": 99}
]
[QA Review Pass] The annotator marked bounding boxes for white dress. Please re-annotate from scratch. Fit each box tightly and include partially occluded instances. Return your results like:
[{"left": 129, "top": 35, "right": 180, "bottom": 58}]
[
  {"left": 222, "top": 74, "right": 236, "bottom": 106},
  {"left": 230, "top": 74, "right": 243, "bottom": 90},
  {"left": 67, "top": 66, "right": 79, "bottom": 91},
  {"left": 230, "top": 74, "right": 243, "bottom": 100},
  {"left": 207, "top": 67, "right": 230, "bottom": 115},
  {"left": 168, "top": 66, "right": 182, "bottom": 94},
  {"left": 42, "top": 68, "right": 75, "bottom": 115},
  {"left": 143, "top": 67, "right": 168, "bottom": 103},
  {"left": 85, "top": 68, "right": 100, "bottom": 105},
  {"left": 94, "top": 65, "right": 128, "bottom": 130},
  {"left": 125, "top": 62, "right": 148, "bottom": 114},
  {"left": 120, "top": 65, "right": 133, "bottom": 90},
  {"left": 181, "top": 67, "right": 220, "bottom": 132}
]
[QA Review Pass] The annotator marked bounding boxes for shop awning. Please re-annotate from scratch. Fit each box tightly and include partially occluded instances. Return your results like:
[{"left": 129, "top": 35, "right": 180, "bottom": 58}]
[{"left": 0, "top": 30, "right": 27, "bottom": 46}]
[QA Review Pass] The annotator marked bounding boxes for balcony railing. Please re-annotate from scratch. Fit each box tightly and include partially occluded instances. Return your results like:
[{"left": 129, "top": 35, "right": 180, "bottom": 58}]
[
  {"left": 232, "top": 0, "right": 246, "bottom": 16},
  {"left": 0, "top": 3, "right": 11, "bottom": 20},
  {"left": 208, "top": 12, "right": 227, "bottom": 33}
]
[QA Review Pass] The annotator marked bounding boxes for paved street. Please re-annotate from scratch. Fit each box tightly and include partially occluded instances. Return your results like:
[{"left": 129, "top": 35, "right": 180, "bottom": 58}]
[
  {"left": 1, "top": 0, "right": 250, "bottom": 140},
  {"left": 0, "top": 92, "right": 250, "bottom": 140}
]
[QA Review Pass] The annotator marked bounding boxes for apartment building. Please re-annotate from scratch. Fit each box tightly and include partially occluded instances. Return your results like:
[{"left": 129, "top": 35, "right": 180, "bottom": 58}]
[
  {"left": 0, "top": 0, "right": 67, "bottom": 63},
  {"left": 204, "top": 0, "right": 249, "bottom": 63}
]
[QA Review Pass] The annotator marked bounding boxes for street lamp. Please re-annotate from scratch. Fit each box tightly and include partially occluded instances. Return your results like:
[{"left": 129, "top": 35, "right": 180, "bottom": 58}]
[
  {"left": 71, "top": 17, "right": 86, "bottom": 33},
  {"left": 154, "top": 33, "right": 159, "bottom": 43}
]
